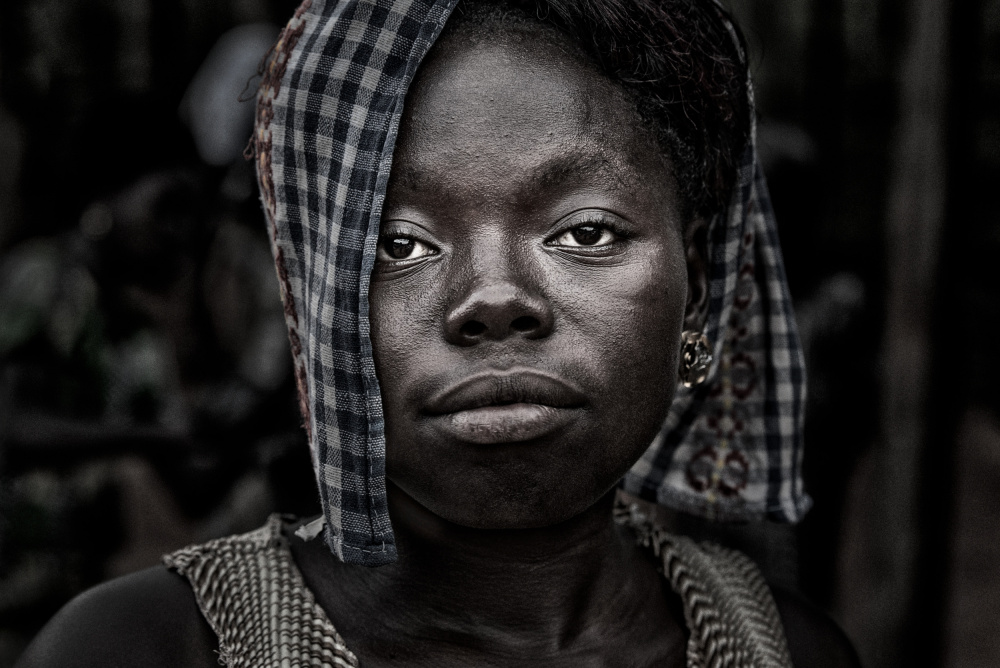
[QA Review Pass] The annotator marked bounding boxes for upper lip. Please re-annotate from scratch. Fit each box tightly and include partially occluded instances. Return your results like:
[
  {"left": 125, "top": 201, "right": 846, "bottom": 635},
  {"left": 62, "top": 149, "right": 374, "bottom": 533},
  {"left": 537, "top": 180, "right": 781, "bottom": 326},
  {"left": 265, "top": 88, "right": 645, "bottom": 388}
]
[{"left": 424, "top": 369, "right": 587, "bottom": 415}]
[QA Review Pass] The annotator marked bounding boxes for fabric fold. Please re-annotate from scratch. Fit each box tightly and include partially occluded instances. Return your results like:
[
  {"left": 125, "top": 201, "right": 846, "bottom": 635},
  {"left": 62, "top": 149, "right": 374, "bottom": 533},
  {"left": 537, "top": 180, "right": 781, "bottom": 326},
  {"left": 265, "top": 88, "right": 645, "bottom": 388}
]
[{"left": 254, "top": 0, "right": 809, "bottom": 565}]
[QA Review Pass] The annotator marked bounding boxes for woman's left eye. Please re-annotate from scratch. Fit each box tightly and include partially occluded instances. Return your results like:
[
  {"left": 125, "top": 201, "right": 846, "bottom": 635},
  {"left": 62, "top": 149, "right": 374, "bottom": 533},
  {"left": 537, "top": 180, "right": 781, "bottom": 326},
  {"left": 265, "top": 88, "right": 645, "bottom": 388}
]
[
  {"left": 549, "top": 224, "right": 619, "bottom": 248},
  {"left": 376, "top": 235, "right": 437, "bottom": 262}
]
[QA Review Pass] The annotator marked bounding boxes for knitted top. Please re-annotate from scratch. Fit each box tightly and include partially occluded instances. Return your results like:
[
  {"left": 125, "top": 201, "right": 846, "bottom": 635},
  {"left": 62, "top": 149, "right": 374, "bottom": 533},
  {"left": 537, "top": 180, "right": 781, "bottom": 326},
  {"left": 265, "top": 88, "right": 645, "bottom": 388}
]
[{"left": 164, "top": 513, "right": 792, "bottom": 668}]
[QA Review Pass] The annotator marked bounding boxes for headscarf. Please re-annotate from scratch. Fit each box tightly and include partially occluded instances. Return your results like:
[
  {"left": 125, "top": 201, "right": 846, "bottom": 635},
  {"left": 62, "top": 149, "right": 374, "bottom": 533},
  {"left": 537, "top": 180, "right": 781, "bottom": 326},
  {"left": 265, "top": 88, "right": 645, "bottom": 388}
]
[{"left": 253, "top": 0, "right": 810, "bottom": 566}]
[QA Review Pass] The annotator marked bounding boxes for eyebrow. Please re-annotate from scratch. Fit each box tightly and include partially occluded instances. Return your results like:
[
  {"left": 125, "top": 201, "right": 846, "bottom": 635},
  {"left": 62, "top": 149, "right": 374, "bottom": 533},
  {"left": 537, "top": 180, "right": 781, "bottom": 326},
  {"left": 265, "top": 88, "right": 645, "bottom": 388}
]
[
  {"left": 392, "top": 150, "right": 629, "bottom": 194},
  {"left": 527, "top": 152, "right": 622, "bottom": 191}
]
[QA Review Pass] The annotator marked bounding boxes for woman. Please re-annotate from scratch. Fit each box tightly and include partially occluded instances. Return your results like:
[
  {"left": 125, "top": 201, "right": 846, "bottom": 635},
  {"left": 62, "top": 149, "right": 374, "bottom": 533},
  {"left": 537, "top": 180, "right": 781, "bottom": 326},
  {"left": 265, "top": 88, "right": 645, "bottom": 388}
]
[{"left": 18, "top": 0, "right": 858, "bottom": 665}]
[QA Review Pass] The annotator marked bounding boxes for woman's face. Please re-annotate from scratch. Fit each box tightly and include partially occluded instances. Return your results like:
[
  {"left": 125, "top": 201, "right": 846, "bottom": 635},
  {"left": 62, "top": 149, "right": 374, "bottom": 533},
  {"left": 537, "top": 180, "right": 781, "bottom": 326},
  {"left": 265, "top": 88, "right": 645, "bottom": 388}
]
[{"left": 370, "top": 26, "right": 701, "bottom": 530}]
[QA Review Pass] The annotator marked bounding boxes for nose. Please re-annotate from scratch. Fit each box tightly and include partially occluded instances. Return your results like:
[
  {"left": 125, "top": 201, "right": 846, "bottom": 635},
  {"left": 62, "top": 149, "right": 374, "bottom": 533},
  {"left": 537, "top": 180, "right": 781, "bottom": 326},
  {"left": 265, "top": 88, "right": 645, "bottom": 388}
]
[{"left": 443, "top": 265, "right": 554, "bottom": 347}]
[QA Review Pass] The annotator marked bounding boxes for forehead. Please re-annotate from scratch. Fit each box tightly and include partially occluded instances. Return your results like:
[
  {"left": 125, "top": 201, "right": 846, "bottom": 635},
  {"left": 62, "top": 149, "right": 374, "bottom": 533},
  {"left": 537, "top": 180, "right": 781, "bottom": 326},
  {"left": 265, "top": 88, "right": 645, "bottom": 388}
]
[{"left": 389, "top": 26, "right": 667, "bottom": 199}]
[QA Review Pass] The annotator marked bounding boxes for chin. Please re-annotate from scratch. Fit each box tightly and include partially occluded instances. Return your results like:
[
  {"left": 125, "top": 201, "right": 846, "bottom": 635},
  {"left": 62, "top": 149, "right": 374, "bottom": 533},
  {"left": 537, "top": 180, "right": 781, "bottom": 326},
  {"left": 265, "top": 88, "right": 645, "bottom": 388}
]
[
  {"left": 391, "top": 458, "right": 619, "bottom": 531},
  {"left": 385, "top": 416, "right": 664, "bottom": 533}
]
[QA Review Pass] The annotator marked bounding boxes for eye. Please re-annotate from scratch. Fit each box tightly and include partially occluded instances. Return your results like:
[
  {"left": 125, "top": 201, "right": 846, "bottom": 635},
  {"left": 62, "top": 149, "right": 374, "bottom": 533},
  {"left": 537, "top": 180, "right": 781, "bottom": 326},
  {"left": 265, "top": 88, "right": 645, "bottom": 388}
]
[
  {"left": 376, "top": 234, "right": 438, "bottom": 262},
  {"left": 545, "top": 210, "right": 631, "bottom": 253},
  {"left": 550, "top": 224, "right": 618, "bottom": 247}
]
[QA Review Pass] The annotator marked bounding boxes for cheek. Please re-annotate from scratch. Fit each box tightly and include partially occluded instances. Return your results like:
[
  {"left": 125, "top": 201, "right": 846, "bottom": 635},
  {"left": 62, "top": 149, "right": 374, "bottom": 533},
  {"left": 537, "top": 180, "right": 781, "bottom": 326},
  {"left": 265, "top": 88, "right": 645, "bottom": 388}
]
[
  {"left": 369, "top": 280, "right": 440, "bottom": 413},
  {"left": 549, "top": 249, "right": 688, "bottom": 456},
  {"left": 370, "top": 283, "right": 440, "bottom": 500},
  {"left": 552, "top": 251, "right": 687, "bottom": 379}
]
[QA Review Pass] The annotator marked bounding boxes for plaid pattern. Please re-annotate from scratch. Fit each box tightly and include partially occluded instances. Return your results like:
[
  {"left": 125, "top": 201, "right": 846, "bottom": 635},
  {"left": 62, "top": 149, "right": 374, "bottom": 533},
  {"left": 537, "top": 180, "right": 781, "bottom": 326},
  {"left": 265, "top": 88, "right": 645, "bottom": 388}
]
[
  {"left": 256, "top": 0, "right": 460, "bottom": 565},
  {"left": 622, "top": 8, "right": 809, "bottom": 522},
  {"left": 257, "top": 0, "right": 809, "bottom": 565},
  {"left": 621, "top": 144, "right": 811, "bottom": 523}
]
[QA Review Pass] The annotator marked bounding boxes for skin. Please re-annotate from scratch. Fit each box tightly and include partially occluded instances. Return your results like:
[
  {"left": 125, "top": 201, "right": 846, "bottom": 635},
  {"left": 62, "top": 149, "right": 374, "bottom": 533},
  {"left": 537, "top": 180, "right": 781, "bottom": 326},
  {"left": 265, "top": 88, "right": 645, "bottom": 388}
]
[
  {"left": 371, "top": 27, "right": 699, "bottom": 532},
  {"left": 294, "top": 29, "right": 700, "bottom": 666},
  {"left": 16, "top": 19, "right": 861, "bottom": 668}
]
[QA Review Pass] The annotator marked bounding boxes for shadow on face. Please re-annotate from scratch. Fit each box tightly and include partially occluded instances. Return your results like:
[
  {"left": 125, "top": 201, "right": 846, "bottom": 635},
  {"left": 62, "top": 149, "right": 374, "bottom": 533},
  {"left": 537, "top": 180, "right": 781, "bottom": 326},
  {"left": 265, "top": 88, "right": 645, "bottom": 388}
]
[{"left": 369, "top": 19, "right": 700, "bottom": 530}]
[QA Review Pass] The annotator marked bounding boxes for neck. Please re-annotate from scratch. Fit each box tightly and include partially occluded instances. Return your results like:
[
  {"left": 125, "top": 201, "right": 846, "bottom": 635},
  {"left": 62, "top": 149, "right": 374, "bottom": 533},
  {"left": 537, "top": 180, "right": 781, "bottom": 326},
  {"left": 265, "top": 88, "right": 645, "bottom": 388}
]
[
  {"left": 296, "top": 484, "right": 668, "bottom": 661},
  {"left": 388, "top": 484, "right": 635, "bottom": 641}
]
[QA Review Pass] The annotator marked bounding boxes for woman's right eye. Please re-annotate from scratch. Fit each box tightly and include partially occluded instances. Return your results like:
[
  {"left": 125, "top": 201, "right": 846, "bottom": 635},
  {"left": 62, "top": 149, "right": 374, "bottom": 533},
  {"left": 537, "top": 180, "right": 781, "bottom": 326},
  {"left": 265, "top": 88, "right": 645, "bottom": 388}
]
[{"left": 376, "top": 235, "right": 437, "bottom": 262}]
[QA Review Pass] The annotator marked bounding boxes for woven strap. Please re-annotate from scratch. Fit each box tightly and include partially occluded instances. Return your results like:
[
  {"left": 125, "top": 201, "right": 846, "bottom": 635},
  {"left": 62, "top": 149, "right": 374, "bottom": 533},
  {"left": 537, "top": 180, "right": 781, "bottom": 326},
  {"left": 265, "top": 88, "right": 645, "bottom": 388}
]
[
  {"left": 166, "top": 514, "right": 791, "bottom": 667},
  {"left": 163, "top": 515, "right": 358, "bottom": 668},
  {"left": 621, "top": 509, "right": 793, "bottom": 668}
]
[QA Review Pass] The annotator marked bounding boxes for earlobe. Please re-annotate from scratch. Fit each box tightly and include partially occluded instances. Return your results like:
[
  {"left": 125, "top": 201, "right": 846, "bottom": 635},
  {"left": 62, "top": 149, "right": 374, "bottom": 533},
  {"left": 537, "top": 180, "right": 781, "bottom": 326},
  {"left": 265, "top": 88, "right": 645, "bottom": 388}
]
[{"left": 683, "top": 216, "right": 710, "bottom": 332}]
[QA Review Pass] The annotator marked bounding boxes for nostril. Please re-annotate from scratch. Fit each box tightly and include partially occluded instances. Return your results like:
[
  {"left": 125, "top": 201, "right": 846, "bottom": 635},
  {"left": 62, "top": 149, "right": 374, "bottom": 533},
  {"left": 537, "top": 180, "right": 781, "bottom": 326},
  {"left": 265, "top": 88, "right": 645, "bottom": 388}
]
[
  {"left": 511, "top": 316, "right": 540, "bottom": 332},
  {"left": 460, "top": 321, "right": 487, "bottom": 337}
]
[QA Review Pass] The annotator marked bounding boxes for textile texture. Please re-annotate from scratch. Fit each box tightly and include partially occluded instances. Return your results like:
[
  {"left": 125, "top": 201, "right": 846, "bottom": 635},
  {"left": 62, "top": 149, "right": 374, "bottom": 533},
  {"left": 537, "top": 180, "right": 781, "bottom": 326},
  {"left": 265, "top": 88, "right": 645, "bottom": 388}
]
[
  {"left": 254, "top": 0, "right": 809, "bottom": 565},
  {"left": 165, "top": 514, "right": 793, "bottom": 667},
  {"left": 621, "top": 133, "right": 811, "bottom": 523},
  {"left": 163, "top": 516, "right": 360, "bottom": 668}
]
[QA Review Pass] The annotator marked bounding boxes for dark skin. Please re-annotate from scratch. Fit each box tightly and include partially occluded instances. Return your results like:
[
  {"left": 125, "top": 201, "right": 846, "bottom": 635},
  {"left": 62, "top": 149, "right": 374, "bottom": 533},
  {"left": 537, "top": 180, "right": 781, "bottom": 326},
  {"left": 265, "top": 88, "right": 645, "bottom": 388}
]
[
  {"left": 16, "top": 22, "right": 861, "bottom": 668},
  {"left": 372, "top": 29, "right": 694, "bottom": 533}
]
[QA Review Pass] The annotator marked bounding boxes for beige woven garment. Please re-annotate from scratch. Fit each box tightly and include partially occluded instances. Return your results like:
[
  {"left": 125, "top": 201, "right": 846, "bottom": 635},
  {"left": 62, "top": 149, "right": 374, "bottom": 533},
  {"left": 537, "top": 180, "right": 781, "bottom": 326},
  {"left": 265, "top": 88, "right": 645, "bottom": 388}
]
[
  {"left": 616, "top": 504, "right": 794, "bottom": 668},
  {"left": 165, "top": 513, "right": 792, "bottom": 668},
  {"left": 164, "top": 516, "right": 359, "bottom": 668}
]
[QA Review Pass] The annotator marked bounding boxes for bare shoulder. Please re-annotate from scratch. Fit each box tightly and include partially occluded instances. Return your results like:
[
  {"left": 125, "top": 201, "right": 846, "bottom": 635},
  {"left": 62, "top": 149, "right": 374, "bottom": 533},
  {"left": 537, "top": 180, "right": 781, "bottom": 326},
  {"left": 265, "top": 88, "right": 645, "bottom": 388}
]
[
  {"left": 771, "top": 586, "right": 862, "bottom": 668},
  {"left": 16, "top": 566, "right": 218, "bottom": 668}
]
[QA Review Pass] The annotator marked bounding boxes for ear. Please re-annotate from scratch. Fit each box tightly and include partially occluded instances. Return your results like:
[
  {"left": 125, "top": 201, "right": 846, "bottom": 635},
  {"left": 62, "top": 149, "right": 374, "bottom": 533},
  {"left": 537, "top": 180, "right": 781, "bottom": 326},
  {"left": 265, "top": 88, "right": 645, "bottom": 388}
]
[{"left": 683, "top": 217, "right": 710, "bottom": 332}]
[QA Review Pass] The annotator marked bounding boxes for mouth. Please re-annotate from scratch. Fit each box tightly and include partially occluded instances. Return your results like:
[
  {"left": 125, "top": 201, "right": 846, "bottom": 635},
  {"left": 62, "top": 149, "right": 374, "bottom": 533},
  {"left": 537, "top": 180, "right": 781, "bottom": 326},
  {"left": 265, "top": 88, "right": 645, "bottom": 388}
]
[{"left": 424, "top": 369, "right": 587, "bottom": 445}]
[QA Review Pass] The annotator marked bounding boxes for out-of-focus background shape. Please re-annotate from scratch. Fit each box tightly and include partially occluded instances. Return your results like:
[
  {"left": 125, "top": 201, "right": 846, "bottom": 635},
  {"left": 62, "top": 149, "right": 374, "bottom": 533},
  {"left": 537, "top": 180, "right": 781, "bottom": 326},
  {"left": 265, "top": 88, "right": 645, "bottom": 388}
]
[{"left": 0, "top": 0, "right": 996, "bottom": 666}]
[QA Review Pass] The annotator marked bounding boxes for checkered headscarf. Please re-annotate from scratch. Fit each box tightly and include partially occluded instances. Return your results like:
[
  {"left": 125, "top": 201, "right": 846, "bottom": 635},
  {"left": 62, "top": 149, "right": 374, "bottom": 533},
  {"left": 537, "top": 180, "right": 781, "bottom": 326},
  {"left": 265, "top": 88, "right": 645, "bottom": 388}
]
[{"left": 254, "top": 0, "right": 810, "bottom": 566}]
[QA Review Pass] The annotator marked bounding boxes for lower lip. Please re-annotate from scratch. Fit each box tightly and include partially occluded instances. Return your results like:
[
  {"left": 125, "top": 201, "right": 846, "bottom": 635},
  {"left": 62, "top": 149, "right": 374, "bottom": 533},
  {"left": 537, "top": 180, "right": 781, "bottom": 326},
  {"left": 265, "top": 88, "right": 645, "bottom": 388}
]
[{"left": 438, "top": 403, "right": 578, "bottom": 444}]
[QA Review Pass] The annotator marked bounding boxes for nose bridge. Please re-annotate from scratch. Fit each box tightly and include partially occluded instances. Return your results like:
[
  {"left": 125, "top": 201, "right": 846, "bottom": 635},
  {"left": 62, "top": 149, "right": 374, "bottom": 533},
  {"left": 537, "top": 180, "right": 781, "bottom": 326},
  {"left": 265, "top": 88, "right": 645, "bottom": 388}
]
[
  {"left": 469, "top": 227, "right": 525, "bottom": 289},
  {"left": 443, "top": 227, "right": 552, "bottom": 344}
]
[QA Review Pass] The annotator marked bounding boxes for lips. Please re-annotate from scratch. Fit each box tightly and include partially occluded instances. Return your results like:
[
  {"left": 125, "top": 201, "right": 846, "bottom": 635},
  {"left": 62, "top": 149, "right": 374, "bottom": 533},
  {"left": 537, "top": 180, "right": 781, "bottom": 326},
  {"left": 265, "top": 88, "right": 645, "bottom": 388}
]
[{"left": 423, "top": 369, "right": 587, "bottom": 444}]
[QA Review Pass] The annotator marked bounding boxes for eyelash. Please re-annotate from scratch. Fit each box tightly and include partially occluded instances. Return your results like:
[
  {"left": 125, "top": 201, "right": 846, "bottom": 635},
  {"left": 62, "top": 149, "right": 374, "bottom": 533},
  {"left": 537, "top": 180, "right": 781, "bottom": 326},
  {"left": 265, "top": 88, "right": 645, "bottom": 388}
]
[
  {"left": 376, "top": 229, "right": 439, "bottom": 265},
  {"left": 376, "top": 211, "right": 632, "bottom": 265},
  {"left": 546, "top": 214, "right": 632, "bottom": 248}
]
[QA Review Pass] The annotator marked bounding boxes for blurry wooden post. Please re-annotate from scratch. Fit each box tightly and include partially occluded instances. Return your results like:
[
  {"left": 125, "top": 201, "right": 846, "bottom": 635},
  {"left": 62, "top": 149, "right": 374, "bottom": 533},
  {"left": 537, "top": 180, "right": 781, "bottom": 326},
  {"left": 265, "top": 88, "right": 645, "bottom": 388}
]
[{"left": 844, "top": 0, "right": 950, "bottom": 665}]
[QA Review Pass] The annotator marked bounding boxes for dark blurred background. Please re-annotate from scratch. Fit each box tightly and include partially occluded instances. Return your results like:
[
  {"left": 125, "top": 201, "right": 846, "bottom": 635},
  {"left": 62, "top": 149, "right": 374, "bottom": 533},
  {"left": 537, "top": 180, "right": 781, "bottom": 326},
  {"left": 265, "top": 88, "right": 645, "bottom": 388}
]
[{"left": 0, "top": 0, "right": 997, "bottom": 666}]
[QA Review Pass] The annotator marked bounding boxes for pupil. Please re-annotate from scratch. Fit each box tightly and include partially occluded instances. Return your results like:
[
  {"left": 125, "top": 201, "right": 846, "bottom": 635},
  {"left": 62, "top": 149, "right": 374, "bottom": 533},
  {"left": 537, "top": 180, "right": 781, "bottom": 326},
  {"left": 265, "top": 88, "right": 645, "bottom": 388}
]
[
  {"left": 572, "top": 225, "right": 602, "bottom": 245},
  {"left": 389, "top": 237, "right": 415, "bottom": 259}
]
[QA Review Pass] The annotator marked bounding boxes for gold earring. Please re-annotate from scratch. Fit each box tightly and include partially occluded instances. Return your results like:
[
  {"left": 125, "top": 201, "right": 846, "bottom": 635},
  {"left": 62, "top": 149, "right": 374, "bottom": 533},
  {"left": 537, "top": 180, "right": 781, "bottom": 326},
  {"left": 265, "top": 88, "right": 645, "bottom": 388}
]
[{"left": 679, "top": 330, "right": 712, "bottom": 388}]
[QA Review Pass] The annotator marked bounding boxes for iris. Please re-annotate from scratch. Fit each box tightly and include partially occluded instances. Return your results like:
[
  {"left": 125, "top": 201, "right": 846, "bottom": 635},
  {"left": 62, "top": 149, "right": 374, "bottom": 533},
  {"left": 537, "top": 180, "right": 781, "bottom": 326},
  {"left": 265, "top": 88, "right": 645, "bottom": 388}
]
[
  {"left": 571, "top": 225, "right": 602, "bottom": 245},
  {"left": 388, "top": 237, "right": 416, "bottom": 259}
]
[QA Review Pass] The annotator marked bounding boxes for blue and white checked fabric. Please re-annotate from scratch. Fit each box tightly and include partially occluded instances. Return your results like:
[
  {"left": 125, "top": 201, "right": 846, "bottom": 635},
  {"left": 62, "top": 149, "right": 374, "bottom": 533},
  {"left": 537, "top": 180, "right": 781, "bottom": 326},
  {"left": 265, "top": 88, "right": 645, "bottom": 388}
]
[
  {"left": 255, "top": 0, "right": 809, "bottom": 565},
  {"left": 621, "top": 144, "right": 811, "bottom": 523}
]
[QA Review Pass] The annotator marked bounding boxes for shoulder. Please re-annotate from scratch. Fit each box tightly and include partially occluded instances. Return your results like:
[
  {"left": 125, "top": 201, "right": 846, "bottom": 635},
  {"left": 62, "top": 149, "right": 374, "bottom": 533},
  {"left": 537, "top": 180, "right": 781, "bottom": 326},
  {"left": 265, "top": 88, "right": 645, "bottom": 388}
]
[
  {"left": 771, "top": 586, "right": 862, "bottom": 668},
  {"left": 16, "top": 566, "right": 218, "bottom": 668},
  {"left": 628, "top": 521, "right": 859, "bottom": 668}
]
